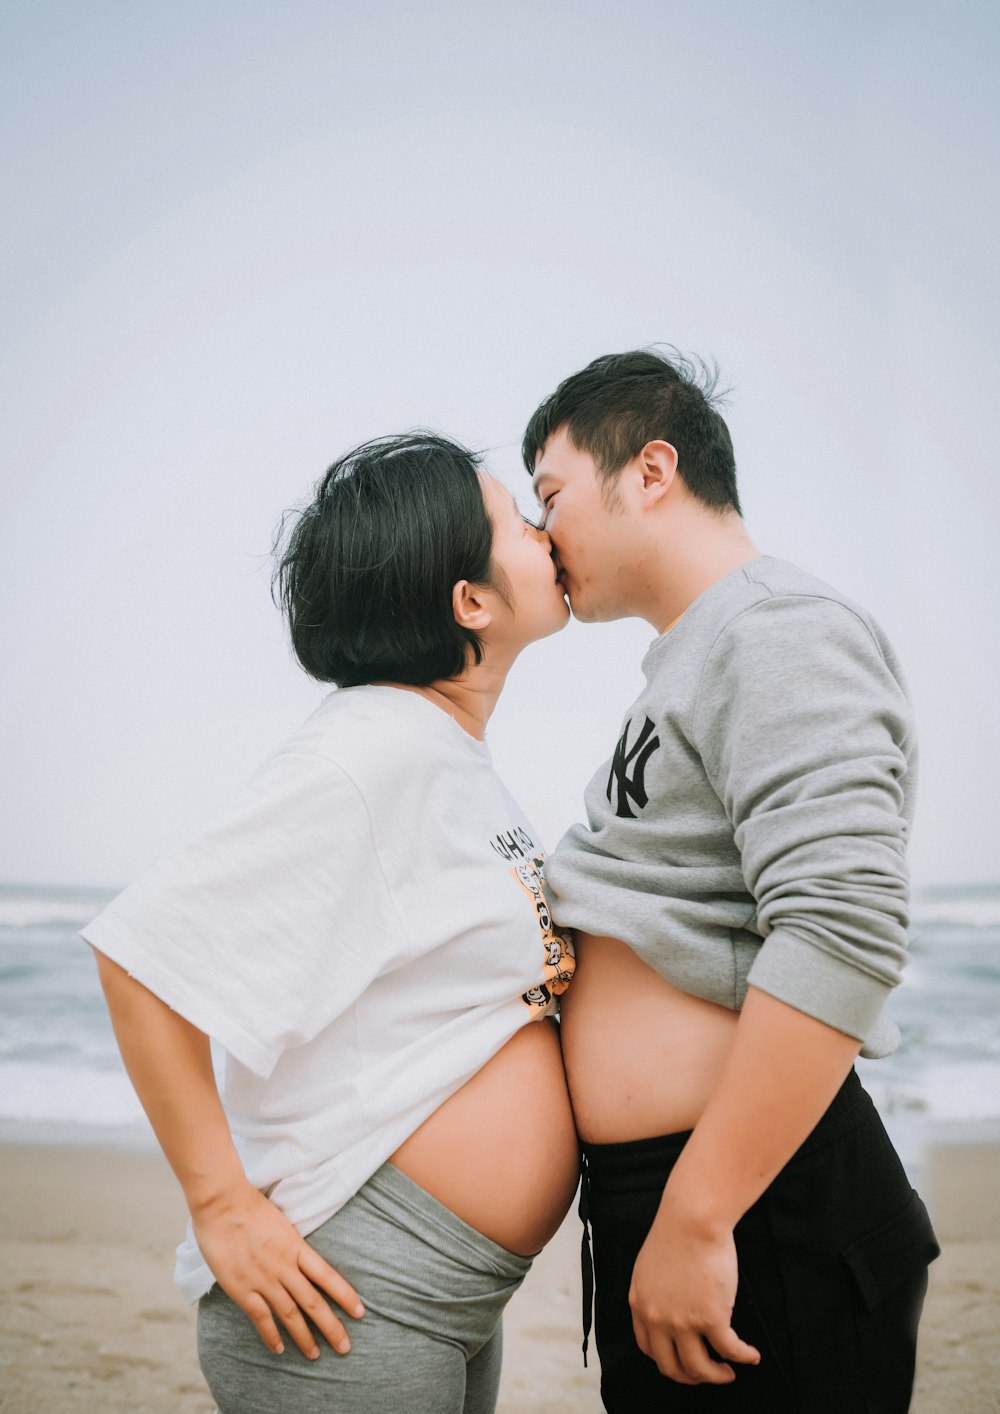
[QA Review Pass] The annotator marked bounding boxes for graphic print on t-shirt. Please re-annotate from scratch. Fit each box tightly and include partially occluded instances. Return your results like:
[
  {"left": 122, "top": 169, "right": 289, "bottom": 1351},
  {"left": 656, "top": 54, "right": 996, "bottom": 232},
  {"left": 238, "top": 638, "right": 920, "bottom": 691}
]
[
  {"left": 489, "top": 827, "right": 575, "bottom": 1012},
  {"left": 606, "top": 715, "right": 661, "bottom": 819},
  {"left": 511, "top": 855, "right": 576, "bottom": 1014},
  {"left": 490, "top": 824, "right": 535, "bottom": 862}
]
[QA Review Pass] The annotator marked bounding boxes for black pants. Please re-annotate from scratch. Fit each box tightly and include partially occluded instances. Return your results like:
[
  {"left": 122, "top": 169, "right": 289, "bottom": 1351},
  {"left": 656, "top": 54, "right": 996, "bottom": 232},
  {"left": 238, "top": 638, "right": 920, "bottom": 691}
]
[{"left": 580, "top": 1070, "right": 939, "bottom": 1414}]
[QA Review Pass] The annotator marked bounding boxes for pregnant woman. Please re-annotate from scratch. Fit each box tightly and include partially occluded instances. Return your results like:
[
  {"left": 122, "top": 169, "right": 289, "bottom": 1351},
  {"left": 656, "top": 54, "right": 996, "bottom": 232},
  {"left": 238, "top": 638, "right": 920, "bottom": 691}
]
[{"left": 83, "top": 433, "right": 580, "bottom": 1413}]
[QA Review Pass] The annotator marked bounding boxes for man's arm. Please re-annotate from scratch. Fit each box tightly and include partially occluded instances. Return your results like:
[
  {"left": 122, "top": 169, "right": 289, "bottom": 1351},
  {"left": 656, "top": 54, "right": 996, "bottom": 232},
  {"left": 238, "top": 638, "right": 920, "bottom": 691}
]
[
  {"left": 629, "top": 986, "right": 861, "bottom": 1383},
  {"left": 629, "top": 595, "right": 914, "bottom": 1384}
]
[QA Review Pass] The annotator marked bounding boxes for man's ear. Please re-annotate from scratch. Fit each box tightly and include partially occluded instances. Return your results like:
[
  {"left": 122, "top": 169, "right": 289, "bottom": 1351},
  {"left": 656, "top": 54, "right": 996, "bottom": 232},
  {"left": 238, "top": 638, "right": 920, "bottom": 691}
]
[
  {"left": 452, "top": 579, "right": 494, "bottom": 633},
  {"left": 639, "top": 441, "right": 678, "bottom": 505}
]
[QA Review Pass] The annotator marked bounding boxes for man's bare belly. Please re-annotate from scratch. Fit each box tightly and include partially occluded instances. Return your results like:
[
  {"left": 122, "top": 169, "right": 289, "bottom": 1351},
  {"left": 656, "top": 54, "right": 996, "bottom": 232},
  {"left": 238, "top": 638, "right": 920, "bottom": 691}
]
[
  {"left": 390, "top": 1017, "right": 580, "bottom": 1257},
  {"left": 559, "top": 932, "right": 740, "bottom": 1143}
]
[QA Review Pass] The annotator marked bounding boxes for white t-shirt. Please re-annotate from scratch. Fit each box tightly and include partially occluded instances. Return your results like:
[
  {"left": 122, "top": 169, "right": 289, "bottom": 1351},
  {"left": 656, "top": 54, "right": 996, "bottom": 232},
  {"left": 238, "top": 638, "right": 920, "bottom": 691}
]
[{"left": 82, "top": 686, "right": 575, "bottom": 1301}]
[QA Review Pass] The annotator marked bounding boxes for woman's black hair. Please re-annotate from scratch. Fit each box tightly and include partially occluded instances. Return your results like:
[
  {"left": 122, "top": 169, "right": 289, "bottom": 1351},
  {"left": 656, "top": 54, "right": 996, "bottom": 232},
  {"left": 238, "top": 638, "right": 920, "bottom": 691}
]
[{"left": 273, "top": 432, "right": 508, "bottom": 688}]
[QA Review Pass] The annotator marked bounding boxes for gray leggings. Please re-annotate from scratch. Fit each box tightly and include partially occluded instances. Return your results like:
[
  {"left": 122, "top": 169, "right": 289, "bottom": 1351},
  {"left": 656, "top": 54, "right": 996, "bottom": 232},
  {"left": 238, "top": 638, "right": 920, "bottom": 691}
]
[{"left": 197, "top": 1162, "right": 532, "bottom": 1414}]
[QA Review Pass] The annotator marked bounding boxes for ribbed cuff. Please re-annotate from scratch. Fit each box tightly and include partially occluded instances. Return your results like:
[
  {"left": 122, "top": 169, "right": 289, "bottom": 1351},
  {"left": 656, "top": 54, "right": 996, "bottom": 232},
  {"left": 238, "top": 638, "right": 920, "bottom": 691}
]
[{"left": 746, "top": 927, "right": 896, "bottom": 1049}]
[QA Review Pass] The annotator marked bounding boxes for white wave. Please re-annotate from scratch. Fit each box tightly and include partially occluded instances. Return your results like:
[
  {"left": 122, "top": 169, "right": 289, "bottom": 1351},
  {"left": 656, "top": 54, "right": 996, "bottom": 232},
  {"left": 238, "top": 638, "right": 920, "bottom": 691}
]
[
  {"left": 0, "top": 897, "right": 111, "bottom": 929},
  {"left": 911, "top": 896, "right": 1000, "bottom": 930},
  {"left": 920, "top": 1063, "right": 1000, "bottom": 1123},
  {"left": 0, "top": 1061, "right": 145, "bottom": 1127}
]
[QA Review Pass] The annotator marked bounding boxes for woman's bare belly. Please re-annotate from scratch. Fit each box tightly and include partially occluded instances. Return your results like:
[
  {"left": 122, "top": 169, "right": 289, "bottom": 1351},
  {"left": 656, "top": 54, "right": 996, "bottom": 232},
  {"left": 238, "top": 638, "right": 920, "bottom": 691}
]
[
  {"left": 390, "top": 1017, "right": 580, "bottom": 1257},
  {"left": 560, "top": 932, "right": 740, "bottom": 1143}
]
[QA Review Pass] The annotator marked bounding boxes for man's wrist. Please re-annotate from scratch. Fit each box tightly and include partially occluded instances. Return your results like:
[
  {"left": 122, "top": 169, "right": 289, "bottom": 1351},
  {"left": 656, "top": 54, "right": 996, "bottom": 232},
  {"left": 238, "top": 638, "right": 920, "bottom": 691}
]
[{"left": 657, "top": 1162, "right": 739, "bottom": 1239}]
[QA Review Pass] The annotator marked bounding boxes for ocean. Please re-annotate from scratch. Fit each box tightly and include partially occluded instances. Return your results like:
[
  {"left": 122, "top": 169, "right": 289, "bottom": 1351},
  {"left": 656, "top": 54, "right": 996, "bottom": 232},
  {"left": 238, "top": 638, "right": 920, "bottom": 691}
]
[{"left": 2, "top": 880, "right": 998, "bottom": 1177}]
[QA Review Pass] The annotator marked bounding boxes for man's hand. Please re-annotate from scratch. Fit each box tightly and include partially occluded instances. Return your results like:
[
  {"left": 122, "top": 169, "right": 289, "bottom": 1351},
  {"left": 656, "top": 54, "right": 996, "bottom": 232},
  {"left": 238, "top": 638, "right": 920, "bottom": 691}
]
[
  {"left": 192, "top": 1181, "right": 365, "bottom": 1360},
  {"left": 628, "top": 1198, "right": 759, "bottom": 1385},
  {"left": 627, "top": 988, "right": 862, "bottom": 1385}
]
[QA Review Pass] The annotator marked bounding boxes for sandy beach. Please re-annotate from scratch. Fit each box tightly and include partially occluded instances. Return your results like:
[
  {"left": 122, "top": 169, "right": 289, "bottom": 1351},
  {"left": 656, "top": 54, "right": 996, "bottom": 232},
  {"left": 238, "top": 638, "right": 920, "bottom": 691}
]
[{"left": 0, "top": 1138, "right": 996, "bottom": 1413}]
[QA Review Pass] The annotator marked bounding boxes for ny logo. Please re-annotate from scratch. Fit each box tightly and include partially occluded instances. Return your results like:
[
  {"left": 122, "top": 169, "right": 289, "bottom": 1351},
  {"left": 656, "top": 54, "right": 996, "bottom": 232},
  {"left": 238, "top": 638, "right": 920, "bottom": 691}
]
[{"left": 606, "top": 715, "right": 661, "bottom": 819}]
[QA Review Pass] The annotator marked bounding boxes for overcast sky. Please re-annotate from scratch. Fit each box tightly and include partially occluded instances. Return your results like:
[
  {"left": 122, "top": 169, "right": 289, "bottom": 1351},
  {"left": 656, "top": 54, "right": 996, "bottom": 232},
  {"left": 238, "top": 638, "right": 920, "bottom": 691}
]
[{"left": 2, "top": 1, "right": 997, "bottom": 891}]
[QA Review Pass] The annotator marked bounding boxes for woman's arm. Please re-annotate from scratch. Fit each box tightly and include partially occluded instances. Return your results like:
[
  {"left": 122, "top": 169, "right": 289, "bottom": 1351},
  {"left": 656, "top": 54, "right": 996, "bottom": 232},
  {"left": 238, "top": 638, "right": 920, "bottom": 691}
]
[{"left": 92, "top": 947, "right": 365, "bottom": 1359}]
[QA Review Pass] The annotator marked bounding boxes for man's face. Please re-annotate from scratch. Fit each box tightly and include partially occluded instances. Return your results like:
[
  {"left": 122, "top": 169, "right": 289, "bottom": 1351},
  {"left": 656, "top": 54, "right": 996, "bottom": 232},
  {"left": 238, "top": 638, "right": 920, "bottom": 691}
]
[{"left": 531, "top": 426, "right": 635, "bottom": 622}]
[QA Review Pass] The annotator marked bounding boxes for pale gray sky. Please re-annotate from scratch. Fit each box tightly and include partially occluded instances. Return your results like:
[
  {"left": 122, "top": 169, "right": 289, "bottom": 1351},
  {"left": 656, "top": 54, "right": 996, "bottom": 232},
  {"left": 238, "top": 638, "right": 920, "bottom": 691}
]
[{"left": 2, "top": 1, "right": 997, "bottom": 889}]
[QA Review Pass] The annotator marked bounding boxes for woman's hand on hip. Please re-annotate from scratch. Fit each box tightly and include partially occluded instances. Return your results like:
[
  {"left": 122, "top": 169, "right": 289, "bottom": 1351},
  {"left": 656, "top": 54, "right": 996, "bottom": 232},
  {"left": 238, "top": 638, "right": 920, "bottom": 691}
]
[
  {"left": 88, "top": 952, "right": 363, "bottom": 1359},
  {"left": 192, "top": 1182, "right": 366, "bottom": 1359}
]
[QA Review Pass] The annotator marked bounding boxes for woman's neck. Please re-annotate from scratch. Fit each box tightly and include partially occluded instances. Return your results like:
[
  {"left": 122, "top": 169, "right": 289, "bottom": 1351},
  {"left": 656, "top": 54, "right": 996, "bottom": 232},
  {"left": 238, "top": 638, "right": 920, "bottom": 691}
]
[{"left": 384, "top": 661, "right": 511, "bottom": 741}]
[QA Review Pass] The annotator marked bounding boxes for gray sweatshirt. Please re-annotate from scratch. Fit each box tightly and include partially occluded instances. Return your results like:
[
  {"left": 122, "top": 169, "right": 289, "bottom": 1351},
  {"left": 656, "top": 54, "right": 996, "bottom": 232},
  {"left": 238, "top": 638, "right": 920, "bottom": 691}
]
[{"left": 547, "top": 556, "right": 915, "bottom": 1059}]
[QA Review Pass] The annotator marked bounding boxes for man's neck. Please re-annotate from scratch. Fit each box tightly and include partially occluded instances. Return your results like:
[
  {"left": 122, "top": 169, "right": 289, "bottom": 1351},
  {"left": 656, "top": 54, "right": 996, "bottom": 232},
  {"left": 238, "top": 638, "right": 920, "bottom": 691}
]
[{"left": 634, "top": 515, "right": 761, "bottom": 633}]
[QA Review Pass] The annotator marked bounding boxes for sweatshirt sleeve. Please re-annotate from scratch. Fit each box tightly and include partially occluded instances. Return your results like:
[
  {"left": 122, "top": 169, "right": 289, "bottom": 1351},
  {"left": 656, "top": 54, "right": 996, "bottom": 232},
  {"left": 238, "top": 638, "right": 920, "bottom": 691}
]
[
  {"left": 693, "top": 594, "right": 915, "bottom": 1043},
  {"left": 81, "top": 751, "right": 406, "bottom": 1078}
]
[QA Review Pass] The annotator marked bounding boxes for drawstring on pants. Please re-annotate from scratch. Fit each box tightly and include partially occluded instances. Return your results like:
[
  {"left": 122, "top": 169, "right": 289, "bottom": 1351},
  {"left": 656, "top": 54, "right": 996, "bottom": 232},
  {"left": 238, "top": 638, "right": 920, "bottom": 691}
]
[{"left": 578, "top": 1152, "right": 594, "bottom": 1367}]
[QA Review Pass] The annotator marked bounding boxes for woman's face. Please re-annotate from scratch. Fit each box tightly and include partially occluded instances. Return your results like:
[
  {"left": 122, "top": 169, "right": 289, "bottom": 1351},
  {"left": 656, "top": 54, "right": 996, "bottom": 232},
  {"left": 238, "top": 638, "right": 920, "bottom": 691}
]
[{"left": 479, "top": 473, "right": 569, "bottom": 649}]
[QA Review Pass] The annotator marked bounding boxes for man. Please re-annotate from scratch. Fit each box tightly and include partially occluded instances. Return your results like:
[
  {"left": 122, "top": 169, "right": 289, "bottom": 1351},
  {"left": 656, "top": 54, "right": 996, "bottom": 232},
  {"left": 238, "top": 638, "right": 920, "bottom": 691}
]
[{"left": 523, "top": 349, "right": 939, "bottom": 1412}]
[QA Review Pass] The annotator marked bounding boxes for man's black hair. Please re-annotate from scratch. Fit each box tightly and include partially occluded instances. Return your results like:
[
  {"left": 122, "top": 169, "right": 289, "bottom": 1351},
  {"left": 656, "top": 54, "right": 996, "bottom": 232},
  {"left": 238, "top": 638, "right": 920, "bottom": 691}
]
[
  {"left": 274, "top": 432, "right": 508, "bottom": 687},
  {"left": 522, "top": 347, "right": 741, "bottom": 515}
]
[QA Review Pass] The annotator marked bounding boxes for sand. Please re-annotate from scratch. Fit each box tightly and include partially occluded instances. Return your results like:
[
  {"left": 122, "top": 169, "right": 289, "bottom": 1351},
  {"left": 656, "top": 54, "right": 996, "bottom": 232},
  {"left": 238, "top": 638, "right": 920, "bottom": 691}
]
[{"left": 0, "top": 1139, "right": 996, "bottom": 1413}]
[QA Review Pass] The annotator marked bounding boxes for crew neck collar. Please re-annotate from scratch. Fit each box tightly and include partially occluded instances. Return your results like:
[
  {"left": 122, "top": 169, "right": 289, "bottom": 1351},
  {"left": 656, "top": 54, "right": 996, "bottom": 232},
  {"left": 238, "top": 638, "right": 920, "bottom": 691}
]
[
  {"left": 641, "top": 555, "right": 776, "bottom": 669},
  {"left": 358, "top": 684, "right": 493, "bottom": 760}
]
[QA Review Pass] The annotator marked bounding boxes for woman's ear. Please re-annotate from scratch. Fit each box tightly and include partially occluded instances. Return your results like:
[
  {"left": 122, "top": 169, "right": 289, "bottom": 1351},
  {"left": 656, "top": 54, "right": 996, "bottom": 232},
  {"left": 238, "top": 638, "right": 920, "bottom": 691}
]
[{"left": 452, "top": 579, "right": 494, "bottom": 633}]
